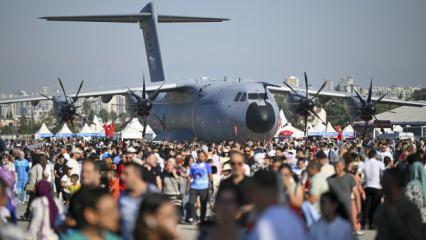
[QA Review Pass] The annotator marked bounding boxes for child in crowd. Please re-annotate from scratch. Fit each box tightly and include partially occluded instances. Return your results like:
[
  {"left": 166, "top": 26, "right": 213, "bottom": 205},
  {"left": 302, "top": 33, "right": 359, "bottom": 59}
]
[{"left": 69, "top": 174, "right": 80, "bottom": 195}]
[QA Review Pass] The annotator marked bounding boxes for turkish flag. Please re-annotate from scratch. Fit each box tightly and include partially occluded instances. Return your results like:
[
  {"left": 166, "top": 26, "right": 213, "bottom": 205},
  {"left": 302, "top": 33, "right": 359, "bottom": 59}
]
[{"left": 104, "top": 123, "right": 115, "bottom": 138}]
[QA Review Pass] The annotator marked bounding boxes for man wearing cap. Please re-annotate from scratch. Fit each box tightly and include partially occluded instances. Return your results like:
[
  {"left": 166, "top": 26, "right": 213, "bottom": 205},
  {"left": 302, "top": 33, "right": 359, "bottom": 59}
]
[{"left": 67, "top": 149, "right": 81, "bottom": 177}]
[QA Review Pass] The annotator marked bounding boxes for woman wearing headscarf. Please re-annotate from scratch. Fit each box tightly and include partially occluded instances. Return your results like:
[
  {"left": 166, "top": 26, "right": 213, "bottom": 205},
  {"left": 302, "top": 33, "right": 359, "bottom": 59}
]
[
  {"left": 28, "top": 180, "right": 64, "bottom": 240},
  {"left": 405, "top": 160, "right": 426, "bottom": 237}
]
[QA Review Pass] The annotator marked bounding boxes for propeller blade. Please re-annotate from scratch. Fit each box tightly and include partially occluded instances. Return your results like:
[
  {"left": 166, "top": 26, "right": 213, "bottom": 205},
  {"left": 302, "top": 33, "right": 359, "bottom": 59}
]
[
  {"left": 309, "top": 110, "right": 326, "bottom": 125},
  {"left": 372, "top": 115, "right": 386, "bottom": 134},
  {"left": 58, "top": 78, "right": 68, "bottom": 103},
  {"left": 72, "top": 80, "right": 84, "bottom": 103},
  {"left": 353, "top": 88, "right": 366, "bottom": 106},
  {"left": 376, "top": 92, "right": 389, "bottom": 103},
  {"left": 304, "top": 72, "right": 309, "bottom": 98},
  {"left": 314, "top": 81, "right": 327, "bottom": 99},
  {"left": 142, "top": 116, "right": 147, "bottom": 139},
  {"left": 149, "top": 83, "right": 164, "bottom": 101},
  {"left": 361, "top": 120, "right": 369, "bottom": 140},
  {"left": 142, "top": 74, "right": 147, "bottom": 100},
  {"left": 39, "top": 93, "right": 51, "bottom": 100},
  {"left": 304, "top": 114, "right": 308, "bottom": 138},
  {"left": 128, "top": 88, "right": 141, "bottom": 102},
  {"left": 367, "top": 77, "right": 373, "bottom": 103},
  {"left": 282, "top": 81, "right": 300, "bottom": 96},
  {"left": 152, "top": 112, "right": 166, "bottom": 132}
]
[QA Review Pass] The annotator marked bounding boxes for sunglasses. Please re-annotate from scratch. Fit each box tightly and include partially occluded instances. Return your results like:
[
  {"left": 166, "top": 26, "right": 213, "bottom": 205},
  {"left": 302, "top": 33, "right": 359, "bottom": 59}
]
[{"left": 230, "top": 162, "right": 243, "bottom": 166}]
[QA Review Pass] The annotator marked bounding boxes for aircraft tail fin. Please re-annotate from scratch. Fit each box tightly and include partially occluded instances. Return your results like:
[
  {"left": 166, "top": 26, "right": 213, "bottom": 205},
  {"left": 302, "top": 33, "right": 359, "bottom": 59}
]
[{"left": 40, "top": 2, "right": 229, "bottom": 83}]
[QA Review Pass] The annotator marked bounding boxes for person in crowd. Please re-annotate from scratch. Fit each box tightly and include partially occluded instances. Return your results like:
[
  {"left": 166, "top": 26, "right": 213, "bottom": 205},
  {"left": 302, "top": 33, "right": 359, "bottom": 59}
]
[
  {"left": 28, "top": 180, "right": 64, "bottom": 240},
  {"left": 53, "top": 155, "right": 66, "bottom": 198},
  {"left": 0, "top": 178, "right": 30, "bottom": 240},
  {"left": 60, "top": 167, "right": 73, "bottom": 206},
  {"left": 143, "top": 152, "right": 162, "bottom": 191},
  {"left": 249, "top": 169, "right": 306, "bottom": 240},
  {"left": 317, "top": 151, "right": 335, "bottom": 179},
  {"left": 161, "top": 159, "right": 182, "bottom": 214},
  {"left": 221, "top": 162, "right": 232, "bottom": 179},
  {"left": 0, "top": 168, "right": 17, "bottom": 223},
  {"left": 64, "top": 188, "right": 120, "bottom": 240},
  {"left": 107, "top": 169, "right": 120, "bottom": 202},
  {"left": 1, "top": 154, "right": 15, "bottom": 182},
  {"left": 24, "top": 153, "right": 47, "bottom": 219},
  {"left": 69, "top": 174, "right": 81, "bottom": 195},
  {"left": 405, "top": 160, "right": 426, "bottom": 237},
  {"left": 81, "top": 159, "right": 102, "bottom": 189},
  {"left": 327, "top": 159, "right": 361, "bottom": 234},
  {"left": 220, "top": 151, "right": 253, "bottom": 225},
  {"left": 187, "top": 151, "right": 212, "bottom": 224},
  {"left": 308, "top": 191, "right": 353, "bottom": 240},
  {"left": 384, "top": 156, "right": 393, "bottom": 169},
  {"left": 14, "top": 151, "right": 30, "bottom": 203},
  {"left": 199, "top": 183, "right": 243, "bottom": 240},
  {"left": 362, "top": 148, "right": 385, "bottom": 229},
  {"left": 348, "top": 160, "right": 365, "bottom": 235},
  {"left": 302, "top": 162, "right": 329, "bottom": 226},
  {"left": 375, "top": 168, "right": 423, "bottom": 240},
  {"left": 133, "top": 193, "right": 180, "bottom": 240},
  {"left": 377, "top": 142, "right": 393, "bottom": 162},
  {"left": 279, "top": 163, "right": 304, "bottom": 210},
  {"left": 119, "top": 162, "right": 158, "bottom": 240},
  {"left": 66, "top": 150, "right": 81, "bottom": 177}
]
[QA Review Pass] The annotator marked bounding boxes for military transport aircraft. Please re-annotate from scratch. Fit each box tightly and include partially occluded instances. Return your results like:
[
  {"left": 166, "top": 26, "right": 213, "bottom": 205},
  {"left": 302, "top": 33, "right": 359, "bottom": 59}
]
[{"left": 1, "top": 2, "right": 425, "bottom": 141}]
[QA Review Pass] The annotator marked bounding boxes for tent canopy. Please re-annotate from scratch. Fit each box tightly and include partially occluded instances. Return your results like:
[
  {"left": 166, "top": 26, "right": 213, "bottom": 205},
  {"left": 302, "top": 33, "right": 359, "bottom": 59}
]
[
  {"left": 35, "top": 123, "right": 53, "bottom": 139},
  {"left": 120, "top": 118, "right": 155, "bottom": 140},
  {"left": 55, "top": 123, "right": 74, "bottom": 138},
  {"left": 78, "top": 123, "right": 96, "bottom": 137}
]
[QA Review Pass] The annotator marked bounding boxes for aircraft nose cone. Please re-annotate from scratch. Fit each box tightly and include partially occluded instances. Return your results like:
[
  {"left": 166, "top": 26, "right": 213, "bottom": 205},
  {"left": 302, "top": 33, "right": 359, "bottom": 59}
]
[{"left": 246, "top": 102, "right": 276, "bottom": 133}]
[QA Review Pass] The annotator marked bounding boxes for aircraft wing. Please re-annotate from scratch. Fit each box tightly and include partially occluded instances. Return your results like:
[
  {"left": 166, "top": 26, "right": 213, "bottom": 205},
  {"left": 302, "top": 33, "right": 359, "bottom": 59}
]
[
  {"left": 268, "top": 86, "right": 426, "bottom": 107},
  {"left": 0, "top": 82, "right": 179, "bottom": 105}
]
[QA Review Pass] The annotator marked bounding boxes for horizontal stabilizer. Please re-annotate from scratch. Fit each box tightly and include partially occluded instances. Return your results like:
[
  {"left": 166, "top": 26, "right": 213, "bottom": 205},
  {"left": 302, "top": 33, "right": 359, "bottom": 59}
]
[{"left": 40, "top": 14, "right": 229, "bottom": 23}]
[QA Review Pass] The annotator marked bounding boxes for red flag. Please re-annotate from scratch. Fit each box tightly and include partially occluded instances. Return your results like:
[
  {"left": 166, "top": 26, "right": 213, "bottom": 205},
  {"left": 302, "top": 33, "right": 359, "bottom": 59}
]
[
  {"left": 337, "top": 127, "right": 343, "bottom": 141},
  {"left": 103, "top": 123, "right": 115, "bottom": 138}
]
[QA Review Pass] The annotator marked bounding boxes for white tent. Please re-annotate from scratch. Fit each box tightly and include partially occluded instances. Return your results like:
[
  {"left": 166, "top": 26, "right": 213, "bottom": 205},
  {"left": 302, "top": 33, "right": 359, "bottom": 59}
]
[
  {"left": 35, "top": 123, "right": 53, "bottom": 139},
  {"left": 120, "top": 118, "right": 156, "bottom": 140},
  {"left": 90, "top": 115, "right": 105, "bottom": 137},
  {"left": 343, "top": 125, "right": 354, "bottom": 133},
  {"left": 342, "top": 124, "right": 355, "bottom": 138},
  {"left": 55, "top": 123, "right": 74, "bottom": 138},
  {"left": 275, "top": 110, "right": 304, "bottom": 138},
  {"left": 276, "top": 123, "right": 305, "bottom": 138},
  {"left": 78, "top": 123, "right": 96, "bottom": 138},
  {"left": 324, "top": 122, "right": 337, "bottom": 133},
  {"left": 393, "top": 125, "right": 404, "bottom": 132}
]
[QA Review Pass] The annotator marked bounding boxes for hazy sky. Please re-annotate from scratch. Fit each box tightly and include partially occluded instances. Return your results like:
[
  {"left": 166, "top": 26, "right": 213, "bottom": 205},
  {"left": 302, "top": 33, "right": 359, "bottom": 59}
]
[{"left": 1, "top": 0, "right": 425, "bottom": 94}]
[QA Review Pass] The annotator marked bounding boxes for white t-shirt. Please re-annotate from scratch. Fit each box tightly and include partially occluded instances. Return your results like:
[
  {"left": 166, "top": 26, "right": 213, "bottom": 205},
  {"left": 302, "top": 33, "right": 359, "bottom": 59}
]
[
  {"left": 60, "top": 175, "right": 72, "bottom": 194},
  {"left": 249, "top": 205, "right": 307, "bottom": 240},
  {"left": 377, "top": 150, "right": 393, "bottom": 162},
  {"left": 308, "top": 216, "right": 353, "bottom": 240},
  {"left": 363, "top": 158, "right": 385, "bottom": 189},
  {"left": 66, "top": 159, "right": 80, "bottom": 176}
]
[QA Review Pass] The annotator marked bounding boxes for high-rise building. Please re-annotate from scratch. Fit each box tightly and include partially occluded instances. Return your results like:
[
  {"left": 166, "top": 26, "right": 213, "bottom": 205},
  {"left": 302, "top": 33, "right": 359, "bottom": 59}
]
[{"left": 285, "top": 75, "right": 300, "bottom": 88}]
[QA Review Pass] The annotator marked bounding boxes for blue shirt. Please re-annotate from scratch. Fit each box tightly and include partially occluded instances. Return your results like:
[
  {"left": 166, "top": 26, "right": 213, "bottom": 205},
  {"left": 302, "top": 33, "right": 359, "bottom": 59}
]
[
  {"left": 118, "top": 184, "right": 158, "bottom": 240},
  {"left": 14, "top": 159, "right": 29, "bottom": 180},
  {"left": 190, "top": 162, "right": 211, "bottom": 190},
  {"left": 113, "top": 155, "right": 121, "bottom": 166}
]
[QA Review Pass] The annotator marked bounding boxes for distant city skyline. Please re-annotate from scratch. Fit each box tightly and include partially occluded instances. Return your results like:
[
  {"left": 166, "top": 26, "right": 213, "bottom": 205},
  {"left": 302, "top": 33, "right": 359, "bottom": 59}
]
[{"left": 1, "top": 0, "right": 425, "bottom": 94}]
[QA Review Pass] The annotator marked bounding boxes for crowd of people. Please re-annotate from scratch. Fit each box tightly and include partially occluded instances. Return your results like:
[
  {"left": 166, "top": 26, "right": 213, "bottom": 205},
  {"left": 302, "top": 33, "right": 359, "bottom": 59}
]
[{"left": 0, "top": 137, "right": 425, "bottom": 240}]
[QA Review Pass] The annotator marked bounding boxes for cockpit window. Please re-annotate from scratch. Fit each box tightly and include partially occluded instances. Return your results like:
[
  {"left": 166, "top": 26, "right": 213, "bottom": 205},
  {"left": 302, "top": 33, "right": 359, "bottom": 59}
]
[
  {"left": 248, "top": 93, "right": 267, "bottom": 100},
  {"left": 234, "top": 92, "right": 242, "bottom": 101},
  {"left": 240, "top": 92, "right": 247, "bottom": 101}
]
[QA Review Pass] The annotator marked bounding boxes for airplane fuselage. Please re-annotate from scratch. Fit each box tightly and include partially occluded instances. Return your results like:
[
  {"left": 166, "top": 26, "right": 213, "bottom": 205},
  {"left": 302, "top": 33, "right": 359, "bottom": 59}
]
[{"left": 127, "top": 80, "right": 279, "bottom": 141}]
